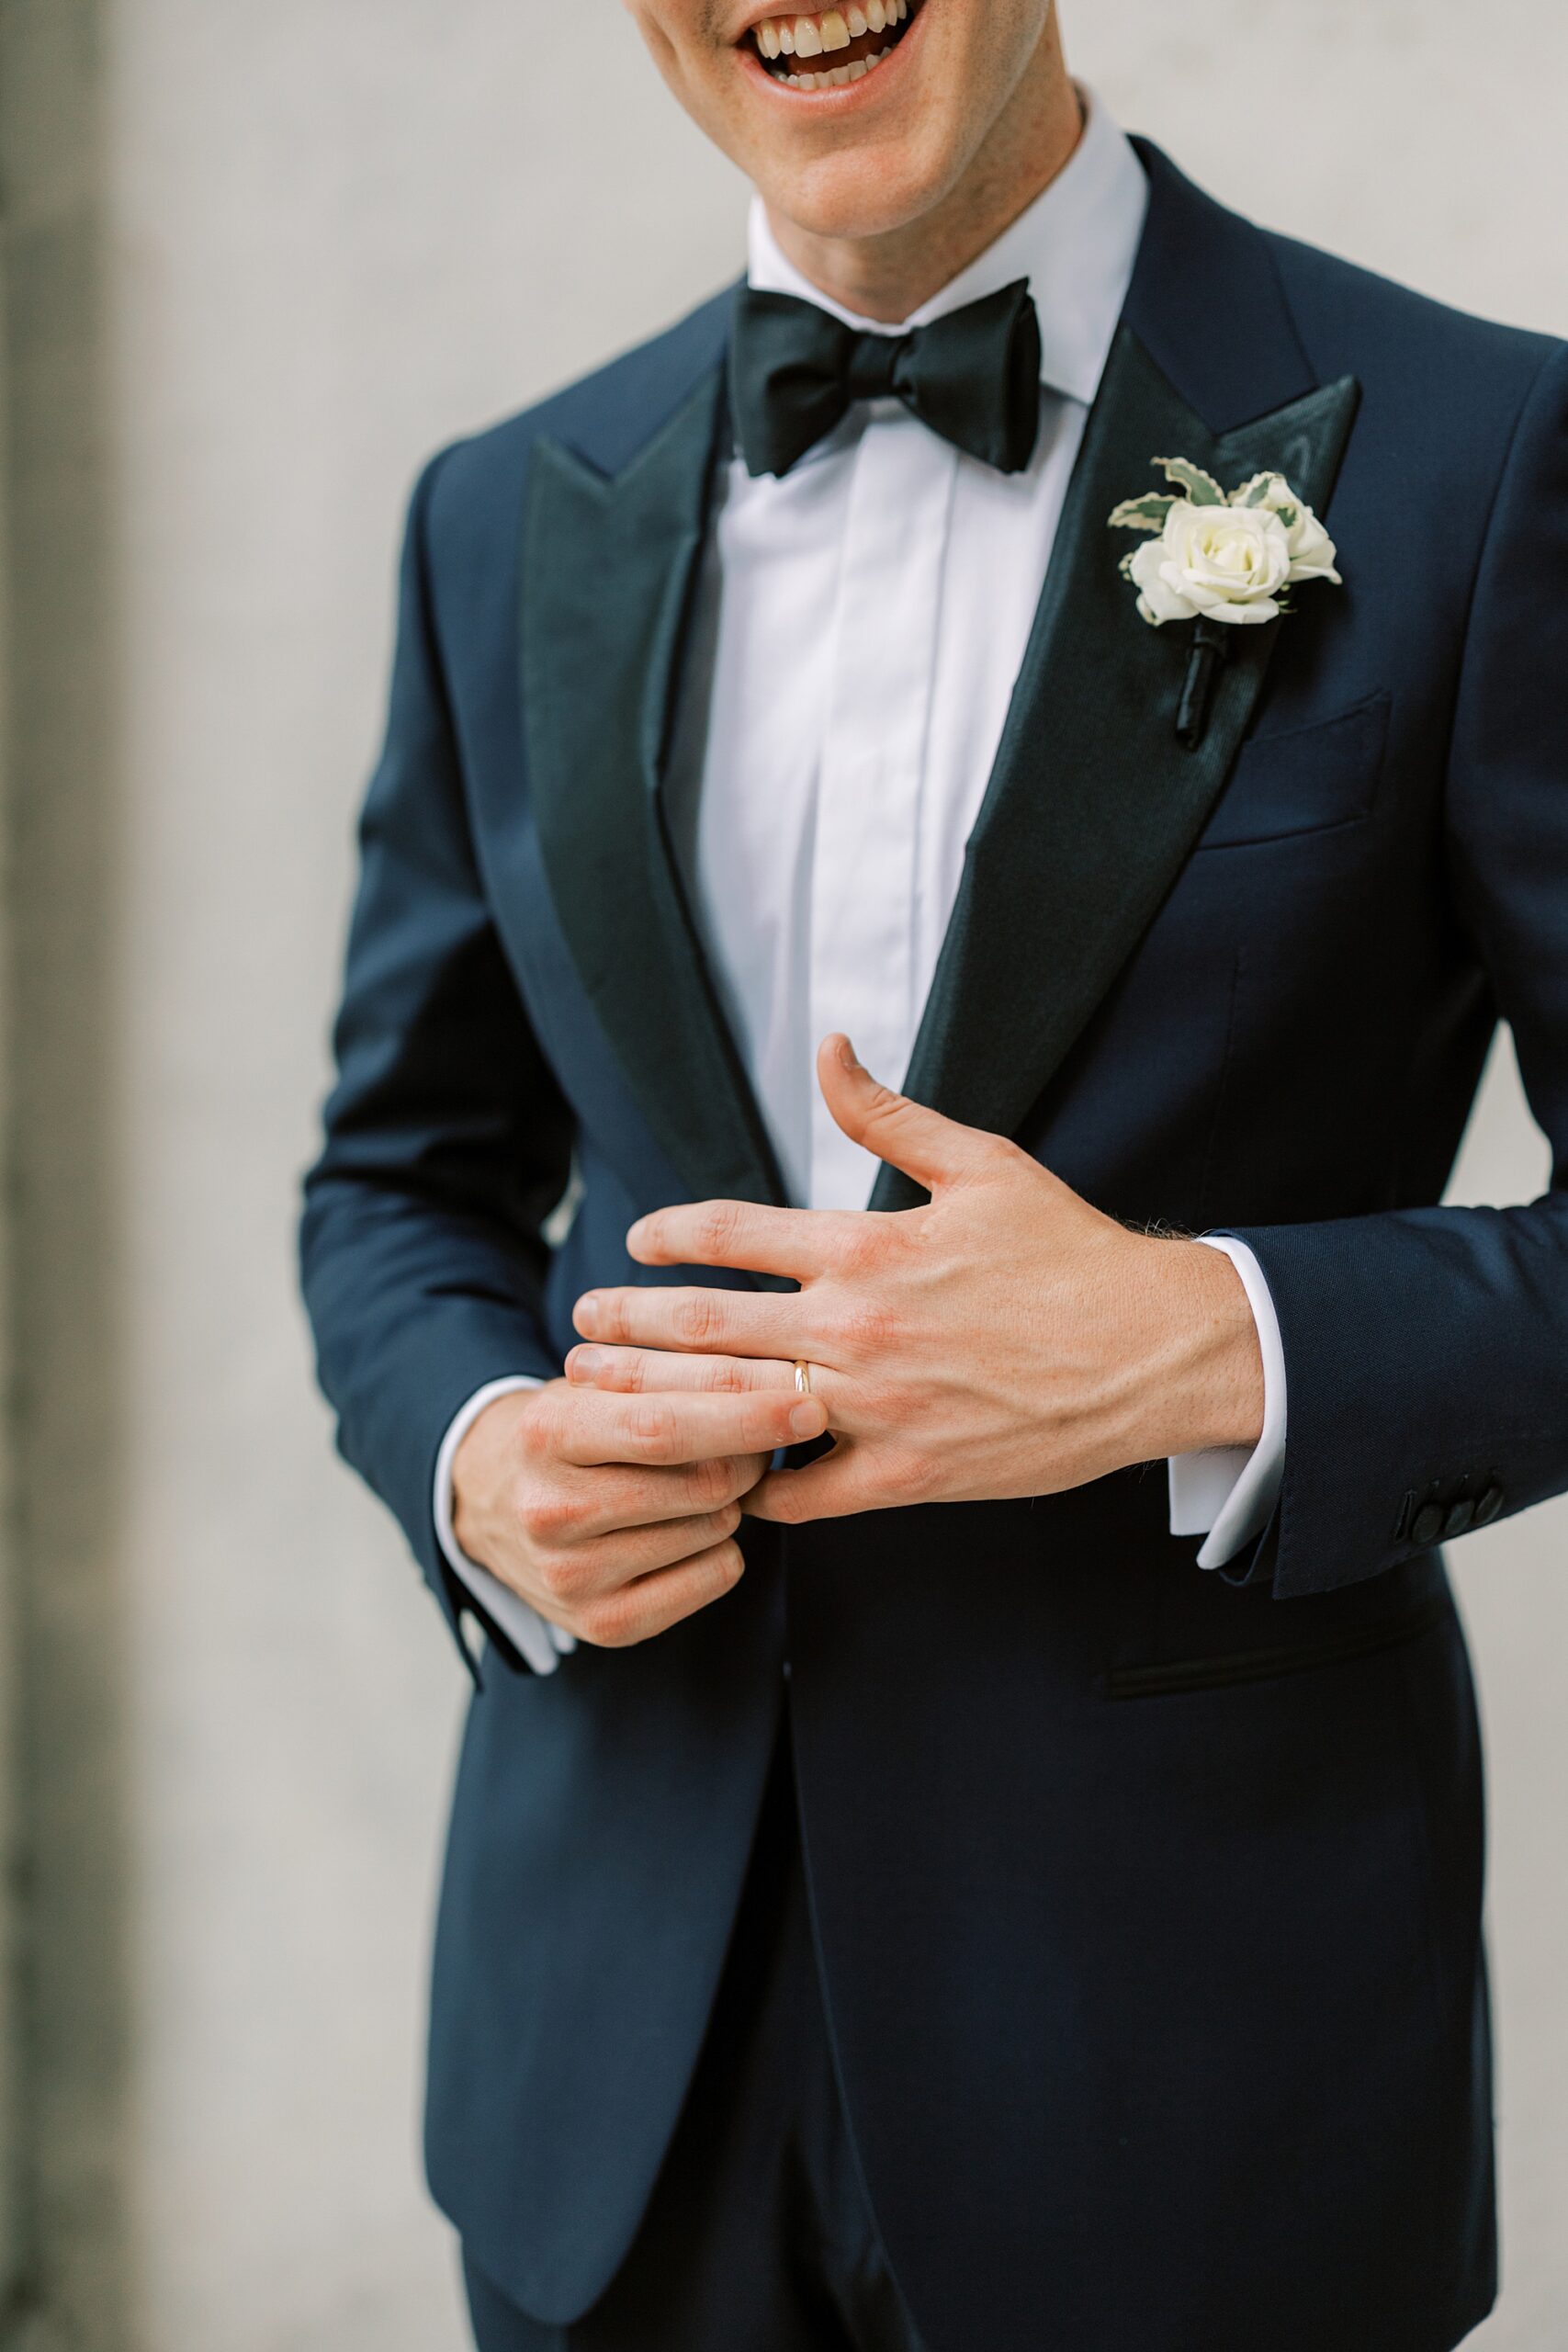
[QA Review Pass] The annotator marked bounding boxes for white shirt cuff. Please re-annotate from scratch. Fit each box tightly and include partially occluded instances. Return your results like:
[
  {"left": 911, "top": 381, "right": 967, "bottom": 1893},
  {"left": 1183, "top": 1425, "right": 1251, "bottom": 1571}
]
[
  {"left": 434, "top": 1376, "right": 577, "bottom": 1675},
  {"left": 1166, "top": 1236, "right": 1287, "bottom": 1570}
]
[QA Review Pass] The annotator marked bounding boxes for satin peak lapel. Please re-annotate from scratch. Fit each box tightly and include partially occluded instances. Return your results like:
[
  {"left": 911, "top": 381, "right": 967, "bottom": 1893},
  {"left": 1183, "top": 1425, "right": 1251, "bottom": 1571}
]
[
  {"left": 522, "top": 371, "right": 786, "bottom": 1211},
  {"left": 872, "top": 326, "right": 1359, "bottom": 1211}
]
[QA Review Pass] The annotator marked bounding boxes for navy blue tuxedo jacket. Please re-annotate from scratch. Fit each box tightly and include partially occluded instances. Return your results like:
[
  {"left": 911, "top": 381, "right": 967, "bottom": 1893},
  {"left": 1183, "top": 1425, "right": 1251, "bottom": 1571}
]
[{"left": 302, "top": 144, "right": 1568, "bottom": 2349}]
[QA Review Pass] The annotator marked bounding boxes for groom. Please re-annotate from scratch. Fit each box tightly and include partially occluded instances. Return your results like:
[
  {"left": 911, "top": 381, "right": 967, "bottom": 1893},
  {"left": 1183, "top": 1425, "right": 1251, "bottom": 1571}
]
[{"left": 301, "top": 4, "right": 1568, "bottom": 2346}]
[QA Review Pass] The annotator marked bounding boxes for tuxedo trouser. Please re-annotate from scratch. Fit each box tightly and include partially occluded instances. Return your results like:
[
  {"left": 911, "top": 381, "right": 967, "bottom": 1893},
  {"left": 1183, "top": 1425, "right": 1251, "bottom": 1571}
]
[{"left": 462, "top": 1718, "right": 927, "bottom": 2352}]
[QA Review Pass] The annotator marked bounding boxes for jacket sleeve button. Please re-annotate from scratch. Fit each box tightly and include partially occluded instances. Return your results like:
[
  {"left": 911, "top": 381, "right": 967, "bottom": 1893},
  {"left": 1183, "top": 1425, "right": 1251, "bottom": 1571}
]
[
  {"left": 1473, "top": 1485, "right": 1505, "bottom": 1527},
  {"left": 1411, "top": 1502, "right": 1446, "bottom": 1547},
  {"left": 1442, "top": 1497, "right": 1476, "bottom": 1540}
]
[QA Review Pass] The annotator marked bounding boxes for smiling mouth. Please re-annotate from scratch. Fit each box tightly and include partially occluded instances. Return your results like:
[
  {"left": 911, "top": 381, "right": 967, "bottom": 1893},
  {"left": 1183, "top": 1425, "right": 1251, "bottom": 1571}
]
[{"left": 746, "top": 2, "right": 921, "bottom": 92}]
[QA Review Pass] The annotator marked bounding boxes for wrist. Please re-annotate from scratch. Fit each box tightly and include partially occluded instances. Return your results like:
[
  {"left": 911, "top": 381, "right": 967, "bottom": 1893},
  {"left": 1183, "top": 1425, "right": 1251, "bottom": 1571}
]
[
  {"left": 1137, "top": 1238, "right": 1266, "bottom": 1459},
  {"left": 451, "top": 1385, "right": 549, "bottom": 1568}
]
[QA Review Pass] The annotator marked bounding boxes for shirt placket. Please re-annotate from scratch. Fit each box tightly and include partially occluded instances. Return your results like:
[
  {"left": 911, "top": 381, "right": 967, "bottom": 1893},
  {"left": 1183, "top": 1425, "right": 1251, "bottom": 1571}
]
[{"left": 808, "top": 407, "right": 957, "bottom": 1211}]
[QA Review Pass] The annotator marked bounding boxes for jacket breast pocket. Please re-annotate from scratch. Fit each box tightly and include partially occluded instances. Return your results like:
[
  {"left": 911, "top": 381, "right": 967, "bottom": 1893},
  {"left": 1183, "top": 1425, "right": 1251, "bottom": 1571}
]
[{"left": 1196, "top": 690, "right": 1392, "bottom": 852}]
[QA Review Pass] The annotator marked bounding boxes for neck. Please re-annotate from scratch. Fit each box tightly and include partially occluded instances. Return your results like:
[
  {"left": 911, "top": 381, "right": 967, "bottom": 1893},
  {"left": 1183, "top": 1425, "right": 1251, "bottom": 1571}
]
[{"left": 762, "top": 27, "right": 1082, "bottom": 325}]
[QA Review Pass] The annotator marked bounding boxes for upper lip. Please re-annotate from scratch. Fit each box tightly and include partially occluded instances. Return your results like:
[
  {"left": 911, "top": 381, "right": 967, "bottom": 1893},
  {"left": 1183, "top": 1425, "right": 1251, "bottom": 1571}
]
[
  {"left": 731, "top": 3, "right": 789, "bottom": 39},
  {"left": 730, "top": 1, "right": 912, "bottom": 45},
  {"left": 730, "top": 2, "right": 843, "bottom": 42}
]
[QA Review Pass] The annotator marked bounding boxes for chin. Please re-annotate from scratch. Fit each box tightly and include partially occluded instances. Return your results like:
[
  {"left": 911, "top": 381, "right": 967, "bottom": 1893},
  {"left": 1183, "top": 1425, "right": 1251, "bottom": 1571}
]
[
  {"left": 631, "top": 0, "right": 1055, "bottom": 257},
  {"left": 717, "top": 0, "right": 998, "bottom": 228},
  {"left": 762, "top": 136, "right": 960, "bottom": 243}
]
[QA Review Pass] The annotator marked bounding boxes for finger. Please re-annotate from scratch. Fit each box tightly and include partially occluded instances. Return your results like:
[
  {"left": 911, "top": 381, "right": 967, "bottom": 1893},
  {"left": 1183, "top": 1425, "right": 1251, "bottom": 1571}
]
[
  {"left": 544, "top": 1451, "right": 772, "bottom": 1542},
  {"left": 566, "top": 1345, "right": 797, "bottom": 1397},
  {"left": 540, "top": 1505, "right": 747, "bottom": 1604},
  {"left": 573, "top": 1534, "right": 747, "bottom": 1650},
  {"left": 626, "top": 1197, "right": 854, "bottom": 1280},
  {"left": 817, "top": 1033, "right": 998, "bottom": 1193},
  {"left": 547, "top": 1383, "right": 824, "bottom": 1469},
  {"left": 741, "top": 1438, "right": 888, "bottom": 1526},
  {"left": 573, "top": 1283, "right": 805, "bottom": 1362}
]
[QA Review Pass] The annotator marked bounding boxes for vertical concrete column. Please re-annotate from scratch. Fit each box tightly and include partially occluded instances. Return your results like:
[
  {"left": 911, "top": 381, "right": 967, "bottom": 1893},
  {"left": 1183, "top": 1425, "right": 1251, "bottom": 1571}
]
[
  {"left": 0, "top": 172, "right": 18, "bottom": 2329},
  {"left": 0, "top": 2, "right": 132, "bottom": 2344}
]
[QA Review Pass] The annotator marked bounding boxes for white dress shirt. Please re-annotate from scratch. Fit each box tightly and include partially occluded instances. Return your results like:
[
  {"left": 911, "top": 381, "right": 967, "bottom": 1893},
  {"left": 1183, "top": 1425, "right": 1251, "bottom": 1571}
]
[{"left": 438, "top": 96, "right": 1287, "bottom": 1673}]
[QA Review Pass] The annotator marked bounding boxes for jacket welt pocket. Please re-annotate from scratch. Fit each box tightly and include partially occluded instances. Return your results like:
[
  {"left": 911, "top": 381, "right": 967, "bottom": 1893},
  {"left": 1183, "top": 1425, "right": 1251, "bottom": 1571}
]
[
  {"left": 1101, "top": 1593, "right": 1450, "bottom": 1702},
  {"left": 1195, "top": 690, "right": 1392, "bottom": 850}
]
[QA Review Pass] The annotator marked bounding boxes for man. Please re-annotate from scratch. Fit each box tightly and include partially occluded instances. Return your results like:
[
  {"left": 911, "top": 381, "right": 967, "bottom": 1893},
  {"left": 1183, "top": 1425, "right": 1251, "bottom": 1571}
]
[{"left": 300, "top": 2, "right": 1568, "bottom": 2344}]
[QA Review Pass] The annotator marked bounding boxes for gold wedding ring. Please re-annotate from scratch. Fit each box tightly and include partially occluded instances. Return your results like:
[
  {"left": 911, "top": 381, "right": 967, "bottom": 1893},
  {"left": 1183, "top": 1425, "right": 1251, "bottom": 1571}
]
[{"left": 794, "top": 1360, "right": 815, "bottom": 1398}]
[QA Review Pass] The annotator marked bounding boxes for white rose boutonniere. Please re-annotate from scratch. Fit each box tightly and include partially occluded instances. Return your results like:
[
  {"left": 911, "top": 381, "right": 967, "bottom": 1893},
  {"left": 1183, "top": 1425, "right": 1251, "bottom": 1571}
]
[
  {"left": 1109, "top": 458, "right": 1344, "bottom": 744},
  {"left": 1111, "top": 458, "right": 1342, "bottom": 628}
]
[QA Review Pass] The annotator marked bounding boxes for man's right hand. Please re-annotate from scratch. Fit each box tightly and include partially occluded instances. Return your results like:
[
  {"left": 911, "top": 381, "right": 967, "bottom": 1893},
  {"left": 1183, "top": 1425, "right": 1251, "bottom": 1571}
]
[{"left": 450, "top": 1377, "right": 828, "bottom": 1649}]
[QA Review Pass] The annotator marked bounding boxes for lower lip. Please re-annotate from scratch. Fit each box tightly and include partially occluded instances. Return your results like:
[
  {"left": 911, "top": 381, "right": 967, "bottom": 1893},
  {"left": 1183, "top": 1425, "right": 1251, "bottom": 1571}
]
[{"left": 738, "top": 7, "right": 927, "bottom": 110}]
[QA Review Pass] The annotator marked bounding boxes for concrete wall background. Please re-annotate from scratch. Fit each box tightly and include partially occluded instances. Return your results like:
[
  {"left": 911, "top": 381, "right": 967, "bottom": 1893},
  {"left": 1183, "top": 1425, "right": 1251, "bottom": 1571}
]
[
  {"left": 1, "top": 6, "right": 133, "bottom": 2340},
  {"left": 0, "top": 0, "right": 1562, "bottom": 2345},
  {"left": 0, "top": 77, "right": 19, "bottom": 2318}
]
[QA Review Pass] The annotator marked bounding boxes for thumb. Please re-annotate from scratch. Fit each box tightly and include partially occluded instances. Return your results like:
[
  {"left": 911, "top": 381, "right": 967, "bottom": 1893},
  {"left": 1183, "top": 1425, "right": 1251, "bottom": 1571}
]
[{"left": 817, "top": 1035, "right": 996, "bottom": 1193}]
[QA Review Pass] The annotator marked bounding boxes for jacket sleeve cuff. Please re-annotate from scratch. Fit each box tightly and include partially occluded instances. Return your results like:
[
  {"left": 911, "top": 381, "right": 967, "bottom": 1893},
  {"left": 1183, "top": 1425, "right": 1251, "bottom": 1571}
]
[
  {"left": 1166, "top": 1236, "right": 1288, "bottom": 1568},
  {"left": 434, "top": 1376, "right": 577, "bottom": 1677}
]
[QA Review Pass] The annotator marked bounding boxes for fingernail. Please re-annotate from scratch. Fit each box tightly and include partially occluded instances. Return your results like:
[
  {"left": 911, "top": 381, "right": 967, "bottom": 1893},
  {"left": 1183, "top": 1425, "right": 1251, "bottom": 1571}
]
[
  {"left": 626, "top": 1218, "right": 648, "bottom": 1254},
  {"left": 837, "top": 1035, "right": 860, "bottom": 1071},
  {"left": 570, "top": 1347, "right": 604, "bottom": 1380},
  {"left": 790, "top": 1399, "right": 827, "bottom": 1440},
  {"left": 575, "top": 1295, "right": 601, "bottom": 1336}
]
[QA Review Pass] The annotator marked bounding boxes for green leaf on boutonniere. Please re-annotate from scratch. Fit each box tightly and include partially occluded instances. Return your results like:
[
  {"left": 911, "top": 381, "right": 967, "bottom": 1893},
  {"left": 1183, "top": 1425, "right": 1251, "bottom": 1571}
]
[
  {"left": 1234, "top": 472, "right": 1300, "bottom": 527},
  {"left": 1108, "top": 492, "right": 1178, "bottom": 532},
  {"left": 1153, "top": 456, "right": 1227, "bottom": 507}
]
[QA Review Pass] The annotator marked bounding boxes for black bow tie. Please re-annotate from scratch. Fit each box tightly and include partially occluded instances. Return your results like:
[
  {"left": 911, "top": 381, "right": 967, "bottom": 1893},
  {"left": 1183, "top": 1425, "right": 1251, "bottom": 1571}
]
[{"left": 728, "top": 277, "right": 1043, "bottom": 481}]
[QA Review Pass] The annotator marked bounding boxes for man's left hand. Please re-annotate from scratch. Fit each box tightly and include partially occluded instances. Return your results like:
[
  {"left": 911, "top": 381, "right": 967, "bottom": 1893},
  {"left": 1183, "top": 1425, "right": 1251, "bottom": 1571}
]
[{"left": 568, "top": 1035, "right": 1265, "bottom": 1526}]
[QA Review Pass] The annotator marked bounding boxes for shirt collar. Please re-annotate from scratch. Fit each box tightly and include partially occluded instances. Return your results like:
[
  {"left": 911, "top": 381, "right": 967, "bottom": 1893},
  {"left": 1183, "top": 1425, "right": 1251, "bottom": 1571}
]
[{"left": 745, "top": 88, "right": 1148, "bottom": 408}]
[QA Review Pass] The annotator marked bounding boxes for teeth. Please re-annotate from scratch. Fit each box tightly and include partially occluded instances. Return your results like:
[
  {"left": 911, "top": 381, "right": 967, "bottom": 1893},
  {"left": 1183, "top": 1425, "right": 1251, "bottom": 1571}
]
[
  {"left": 756, "top": 0, "right": 912, "bottom": 67},
  {"left": 758, "top": 0, "right": 911, "bottom": 89},
  {"left": 781, "top": 41, "right": 891, "bottom": 85}
]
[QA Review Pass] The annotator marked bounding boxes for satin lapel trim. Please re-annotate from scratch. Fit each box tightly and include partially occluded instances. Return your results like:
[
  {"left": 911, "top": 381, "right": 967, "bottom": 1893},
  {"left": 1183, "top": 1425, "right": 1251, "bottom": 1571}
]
[
  {"left": 872, "top": 326, "right": 1360, "bottom": 1211},
  {"left": 522, "top": 370, "right": 787, "bottom": 1211}
]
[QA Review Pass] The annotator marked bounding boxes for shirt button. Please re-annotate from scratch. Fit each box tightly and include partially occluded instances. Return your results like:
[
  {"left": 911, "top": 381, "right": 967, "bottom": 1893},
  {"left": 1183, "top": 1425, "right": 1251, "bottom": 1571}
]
[{"left": 1411, "top": 1503, "right": 1445, "bottom": 1548}]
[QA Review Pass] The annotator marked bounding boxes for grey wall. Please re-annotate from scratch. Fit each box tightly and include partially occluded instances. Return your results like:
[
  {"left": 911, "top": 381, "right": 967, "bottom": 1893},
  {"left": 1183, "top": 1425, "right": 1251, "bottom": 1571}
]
[
  {"left": 0, "top": 1, "right": 1562, "bottom": 2346},
  {"left": 0, "top": 64, "right": 18, "bottom": 2317},
  {"left": 1, "top": 5, "right": 132, "bottom": 2341}
]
